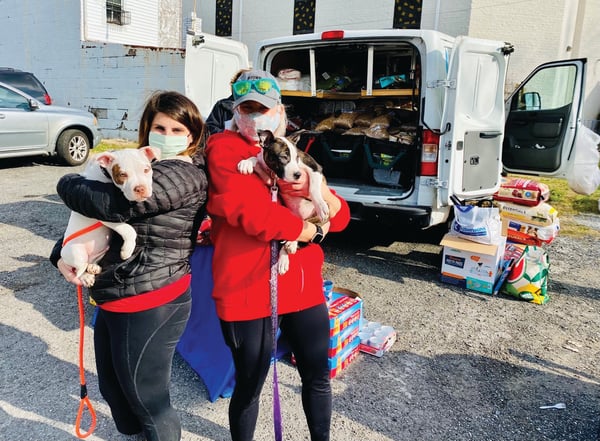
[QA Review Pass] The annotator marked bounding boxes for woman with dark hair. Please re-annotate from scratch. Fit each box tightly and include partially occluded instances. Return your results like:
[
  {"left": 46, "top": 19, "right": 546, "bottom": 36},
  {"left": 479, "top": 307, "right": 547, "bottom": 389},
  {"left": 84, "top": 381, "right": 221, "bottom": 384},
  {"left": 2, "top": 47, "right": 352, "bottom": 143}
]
[{"left": 50, "top": 91, "right": 208, "bottom": 441}]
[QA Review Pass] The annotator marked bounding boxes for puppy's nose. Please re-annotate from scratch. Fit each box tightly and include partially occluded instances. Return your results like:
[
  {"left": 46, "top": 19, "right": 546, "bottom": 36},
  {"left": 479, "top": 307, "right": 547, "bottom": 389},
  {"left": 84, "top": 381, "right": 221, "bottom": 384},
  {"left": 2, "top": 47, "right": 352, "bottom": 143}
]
[
  {"left": 293, "top": 172, "right": 302, "bottom": 180},
  {"left": 134, "top": 185, "right": 149, "bottom": 198}
]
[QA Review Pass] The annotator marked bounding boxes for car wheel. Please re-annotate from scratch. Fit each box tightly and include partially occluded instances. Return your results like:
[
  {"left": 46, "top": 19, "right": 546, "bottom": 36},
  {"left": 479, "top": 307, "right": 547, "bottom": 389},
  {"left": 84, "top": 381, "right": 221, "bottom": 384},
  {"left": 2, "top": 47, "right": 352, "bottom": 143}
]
[{"left": 56, "top": 129, "right": 90, "bottom": 166}]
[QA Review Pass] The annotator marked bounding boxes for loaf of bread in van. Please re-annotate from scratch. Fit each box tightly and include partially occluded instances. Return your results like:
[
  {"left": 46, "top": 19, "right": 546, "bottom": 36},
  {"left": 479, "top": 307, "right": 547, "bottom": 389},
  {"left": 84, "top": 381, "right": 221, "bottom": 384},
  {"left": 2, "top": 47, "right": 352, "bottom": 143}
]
[
  {"left": 333, "top": 111, "right": 358, "bottom": 129},
  {"left": 314, "top": 115, "right": 336, "bottom": 131}
]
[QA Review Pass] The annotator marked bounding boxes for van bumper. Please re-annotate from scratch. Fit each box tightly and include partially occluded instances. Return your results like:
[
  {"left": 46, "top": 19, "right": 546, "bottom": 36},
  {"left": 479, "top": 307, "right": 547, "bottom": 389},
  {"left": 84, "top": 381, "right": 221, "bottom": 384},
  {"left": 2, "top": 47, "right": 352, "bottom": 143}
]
[{"left": 347, "top": 201, "right": 432, "bottom": 228}]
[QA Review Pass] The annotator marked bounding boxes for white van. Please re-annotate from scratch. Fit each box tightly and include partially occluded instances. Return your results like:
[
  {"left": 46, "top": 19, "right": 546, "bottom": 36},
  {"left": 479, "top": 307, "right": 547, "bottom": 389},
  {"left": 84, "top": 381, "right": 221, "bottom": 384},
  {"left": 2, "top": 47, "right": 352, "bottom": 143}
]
[{"left": 185, "top": 29, "right": 585, "bottom": 229}]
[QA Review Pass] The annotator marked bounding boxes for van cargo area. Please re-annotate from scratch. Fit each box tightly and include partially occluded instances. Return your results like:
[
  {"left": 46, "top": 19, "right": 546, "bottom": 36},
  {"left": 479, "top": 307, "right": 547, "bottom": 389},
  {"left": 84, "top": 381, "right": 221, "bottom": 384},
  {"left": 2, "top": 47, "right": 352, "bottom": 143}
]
[
  {"left": 185, "top": 28, "right": 584, "bottom": 229},
  {"left": 267, "top": 42, "right": 422, "bottom": 205}
]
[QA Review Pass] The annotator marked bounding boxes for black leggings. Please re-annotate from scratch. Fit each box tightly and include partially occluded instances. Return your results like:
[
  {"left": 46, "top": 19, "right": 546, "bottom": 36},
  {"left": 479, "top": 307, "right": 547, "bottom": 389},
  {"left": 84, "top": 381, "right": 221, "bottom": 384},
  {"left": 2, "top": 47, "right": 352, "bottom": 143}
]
[
  {"left": 93, "top": 289, "right": 192, "bottom": 441},
  {"left": 220, "top": 303, "right": 332, "bottom": 441}
]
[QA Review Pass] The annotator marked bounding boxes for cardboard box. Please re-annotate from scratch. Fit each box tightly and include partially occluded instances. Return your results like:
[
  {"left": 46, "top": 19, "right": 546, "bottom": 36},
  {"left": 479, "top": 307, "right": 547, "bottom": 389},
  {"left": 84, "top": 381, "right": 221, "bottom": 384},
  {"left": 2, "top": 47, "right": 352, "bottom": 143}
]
[
  {"left": 328, "top": 292, "right": 363, "bottom": 337},
  {"left": 329, "top": 323, "right": 360, "bottom": 357},
  {"left": 328, "top": 336, "right": 360, "bottom": 378},
  {"left": 440, "top": 233, "right": 507, "bottom": 294},
  {"left": 327, "top": 290, "right": 363, "bottom": 377}
]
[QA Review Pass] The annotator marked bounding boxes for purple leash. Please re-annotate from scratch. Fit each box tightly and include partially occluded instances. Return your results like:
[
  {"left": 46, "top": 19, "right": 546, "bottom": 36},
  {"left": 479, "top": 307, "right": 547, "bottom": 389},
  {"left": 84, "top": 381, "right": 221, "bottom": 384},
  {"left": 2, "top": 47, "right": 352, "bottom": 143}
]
[{"left": 270, "top": 184, "right": 283, "bottom": 441}]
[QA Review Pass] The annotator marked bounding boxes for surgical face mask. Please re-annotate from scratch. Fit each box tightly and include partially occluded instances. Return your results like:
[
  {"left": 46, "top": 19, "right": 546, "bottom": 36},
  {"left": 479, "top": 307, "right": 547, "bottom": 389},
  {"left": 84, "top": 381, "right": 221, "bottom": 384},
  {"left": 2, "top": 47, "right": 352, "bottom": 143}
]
[
  {"left": 148, "top": 132, "right": 189, "bottom": 159},
  {"left": 233, "top": 107, "right": 281, "bottom": 142}
]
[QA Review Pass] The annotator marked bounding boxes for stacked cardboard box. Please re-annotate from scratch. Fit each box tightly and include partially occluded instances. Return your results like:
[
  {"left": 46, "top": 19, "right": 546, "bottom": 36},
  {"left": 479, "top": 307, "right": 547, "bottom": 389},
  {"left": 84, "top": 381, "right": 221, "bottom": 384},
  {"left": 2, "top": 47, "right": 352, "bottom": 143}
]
[
  {"left": 440, "top": 233, "right": 507, "bottom": 294},
  {"left": 327, "top": 291, "right": 363, "bottom": 378}
]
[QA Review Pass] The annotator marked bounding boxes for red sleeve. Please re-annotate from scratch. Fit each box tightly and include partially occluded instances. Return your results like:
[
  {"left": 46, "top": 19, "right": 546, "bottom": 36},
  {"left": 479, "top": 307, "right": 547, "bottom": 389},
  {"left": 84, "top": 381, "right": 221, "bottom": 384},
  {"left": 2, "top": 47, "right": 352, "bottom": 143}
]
[
  {"left": 206, "top": 132, "right": 304, "bottom": 242},
  {"left": 329, "top": 190, "right": 350, "bottom": 233}
]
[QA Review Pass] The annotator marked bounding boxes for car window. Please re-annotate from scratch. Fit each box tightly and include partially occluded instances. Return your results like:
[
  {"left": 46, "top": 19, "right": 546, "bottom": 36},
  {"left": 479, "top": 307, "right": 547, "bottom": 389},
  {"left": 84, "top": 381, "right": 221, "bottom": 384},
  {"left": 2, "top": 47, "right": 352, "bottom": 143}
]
[
  {"left": 0, "top": 72, "right": 48, "bottom": 102},
  {"left": 0, "top": 85, "right": 30, "bottom": 109},
  {"left": 512, "top": 65, "right": 577, "bottom": 112}
]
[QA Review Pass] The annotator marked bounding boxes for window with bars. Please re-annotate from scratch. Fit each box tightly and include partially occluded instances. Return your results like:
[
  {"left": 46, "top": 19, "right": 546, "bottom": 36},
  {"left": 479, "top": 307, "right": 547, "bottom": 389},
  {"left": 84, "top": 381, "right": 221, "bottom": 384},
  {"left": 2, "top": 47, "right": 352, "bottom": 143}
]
[{"left": 106, "top": 0, "right": 131, "bottom": 26}]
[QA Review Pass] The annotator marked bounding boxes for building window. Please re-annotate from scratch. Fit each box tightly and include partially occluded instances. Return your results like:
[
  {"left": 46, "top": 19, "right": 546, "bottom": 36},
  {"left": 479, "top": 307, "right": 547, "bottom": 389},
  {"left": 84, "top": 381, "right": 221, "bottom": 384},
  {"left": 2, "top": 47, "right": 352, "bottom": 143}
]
[
  {"left": 106, "top": 0, "right": 131, "bottom": 26},
  {"left": 216, "top": 0, "right": 232, "bottom": 37},
  {"left": 393, "top": 0, "right": 422, "bottom": 29},
  {"left": 293, "top": 0, "right": 315, "bottom": 35}
]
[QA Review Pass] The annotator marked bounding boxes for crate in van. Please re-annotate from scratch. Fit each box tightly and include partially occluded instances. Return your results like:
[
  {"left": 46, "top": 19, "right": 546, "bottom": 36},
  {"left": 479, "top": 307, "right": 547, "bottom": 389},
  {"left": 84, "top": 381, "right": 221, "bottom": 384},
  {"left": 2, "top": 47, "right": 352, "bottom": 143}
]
[{"left": 185, "top": 28, "right": 585, "bottom": 229}]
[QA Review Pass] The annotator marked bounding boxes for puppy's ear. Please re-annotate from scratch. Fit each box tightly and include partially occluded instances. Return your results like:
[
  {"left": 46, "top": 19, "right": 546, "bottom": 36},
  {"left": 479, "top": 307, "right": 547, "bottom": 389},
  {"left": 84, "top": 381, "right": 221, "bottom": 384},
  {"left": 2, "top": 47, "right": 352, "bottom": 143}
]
[
  {"left": 257, "top": 130, "right": 275, "bottom": 148},
  {"left": 95, "top": 152, "right": 116, "bottom": 168},
  {"left": 287, "top": 129, "right": 305, "bottom": 145},
  {"left": 139, "top": 146, "right": 161, "bottom": 162}
]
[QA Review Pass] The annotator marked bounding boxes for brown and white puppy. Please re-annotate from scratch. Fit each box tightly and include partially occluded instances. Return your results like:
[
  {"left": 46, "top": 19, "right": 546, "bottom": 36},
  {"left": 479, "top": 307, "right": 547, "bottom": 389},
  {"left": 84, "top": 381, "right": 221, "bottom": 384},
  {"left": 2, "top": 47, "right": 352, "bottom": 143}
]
[
  {"left": 237, "top": 130, "right": 328, "bottom": 274},
  {"left": 60, "top": 147, "right": 159, "bottom": 287}
]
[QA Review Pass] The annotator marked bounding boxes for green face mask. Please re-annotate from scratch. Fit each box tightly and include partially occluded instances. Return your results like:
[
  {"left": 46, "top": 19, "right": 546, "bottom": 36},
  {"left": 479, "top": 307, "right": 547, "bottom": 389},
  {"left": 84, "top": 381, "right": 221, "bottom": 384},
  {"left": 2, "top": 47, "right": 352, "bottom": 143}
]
[{"left": 149, "top": 132, "right": 189, "bottom": 159}]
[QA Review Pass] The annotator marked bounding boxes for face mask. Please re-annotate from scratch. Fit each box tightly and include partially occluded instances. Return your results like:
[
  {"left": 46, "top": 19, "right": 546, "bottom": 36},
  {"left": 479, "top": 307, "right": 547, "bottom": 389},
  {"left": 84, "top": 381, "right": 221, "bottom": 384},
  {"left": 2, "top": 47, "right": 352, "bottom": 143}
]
[
  {"left": 233, "top": 107, "right": 281, "bottom": 142},
  {"left": 148, "top": 132, "right": 189, "bottom": 159}
]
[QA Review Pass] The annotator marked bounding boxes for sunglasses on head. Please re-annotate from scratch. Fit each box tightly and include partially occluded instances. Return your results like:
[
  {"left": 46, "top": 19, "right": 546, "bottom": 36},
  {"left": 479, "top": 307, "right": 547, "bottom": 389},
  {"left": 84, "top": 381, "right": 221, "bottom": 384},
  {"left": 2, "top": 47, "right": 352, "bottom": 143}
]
[{"left": 232, "top": 78, "right": 281, "bottom": 100}]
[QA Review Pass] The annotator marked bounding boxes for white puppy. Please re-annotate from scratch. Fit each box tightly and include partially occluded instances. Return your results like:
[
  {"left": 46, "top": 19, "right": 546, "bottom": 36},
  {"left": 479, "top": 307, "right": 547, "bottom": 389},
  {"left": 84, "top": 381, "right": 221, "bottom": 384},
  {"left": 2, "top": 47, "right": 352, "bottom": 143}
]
[
  {"left": 60, "top": 147, "right": 159, "bottom": 287},
  {"left": 238, "top": 130, "right": 329, "bottom": 274}
]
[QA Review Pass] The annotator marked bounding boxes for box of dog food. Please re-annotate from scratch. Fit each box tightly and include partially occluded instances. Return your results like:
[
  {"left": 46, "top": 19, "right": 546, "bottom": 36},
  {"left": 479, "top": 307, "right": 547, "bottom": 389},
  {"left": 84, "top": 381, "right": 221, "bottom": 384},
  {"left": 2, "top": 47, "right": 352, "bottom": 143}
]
[
  {"left": 328, "top": 292, "right": 363, "bottom": 338},
  {"left": 440, "top": 233, "right": 507, "bottom": 294},
  {"left": 328, "top": 336, "right": 360, "bottom": 378},
  {"left": 329, "top": 323, "right": 360, "bottom": 358}
]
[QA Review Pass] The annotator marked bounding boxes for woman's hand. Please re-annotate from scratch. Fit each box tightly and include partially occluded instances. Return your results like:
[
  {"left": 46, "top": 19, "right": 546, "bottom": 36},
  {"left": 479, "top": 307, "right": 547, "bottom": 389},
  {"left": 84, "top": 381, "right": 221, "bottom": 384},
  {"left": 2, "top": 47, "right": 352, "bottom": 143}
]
[
  {"left": 277, "top": 168, "right": 310, "bottom": 198},
  {"left": 57, "top": 258, "right": 83, "bottom": 286}
]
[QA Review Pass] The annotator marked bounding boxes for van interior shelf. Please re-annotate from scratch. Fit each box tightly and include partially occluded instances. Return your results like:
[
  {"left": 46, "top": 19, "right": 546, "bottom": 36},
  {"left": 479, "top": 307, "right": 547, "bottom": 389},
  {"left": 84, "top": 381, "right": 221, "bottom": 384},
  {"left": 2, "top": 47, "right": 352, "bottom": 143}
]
[
  {"left": 360, "top": 89, "right": 415, "bottom": 97},
  {"left": 281, "top": 90, "right": 362, "bottom": 99},
  {"left": 280, "top": 89, "right": 416, "bottom": 99}
]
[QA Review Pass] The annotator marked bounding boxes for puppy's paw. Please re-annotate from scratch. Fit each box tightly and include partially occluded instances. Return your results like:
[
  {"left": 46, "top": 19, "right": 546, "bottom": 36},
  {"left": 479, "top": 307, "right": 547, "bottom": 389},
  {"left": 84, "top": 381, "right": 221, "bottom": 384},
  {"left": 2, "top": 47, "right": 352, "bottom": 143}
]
[
  {"left": 86, "top": 263, "right": 102, "bottom": 275},
  {"left": 237, "top": 159, "right": 255, "bottom": 175},
  {"left": 278, "top": 253, "right": 290, "bottom": 275},
  {"left": 120, "top": 241, "right": 135, "bottom": 260},
  {"left": 316, "top": 202, "right": 330, "bottom": 223},
  {"left": 80, "top": 273, "right": 96, "bottom": 288},
  {"left": 284, "top": 240, "right": 298, "bottom": 254}
]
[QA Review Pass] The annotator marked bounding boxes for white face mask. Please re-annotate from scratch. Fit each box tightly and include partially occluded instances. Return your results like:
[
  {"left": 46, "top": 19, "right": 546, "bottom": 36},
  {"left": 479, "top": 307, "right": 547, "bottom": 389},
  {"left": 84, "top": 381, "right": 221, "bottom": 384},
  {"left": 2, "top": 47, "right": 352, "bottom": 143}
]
[
  {"left": 148, "top": 132, "right": 189, "bottom": 159},
  {"left": 233, "top": 107, "right": 281, "bottom": 142}
]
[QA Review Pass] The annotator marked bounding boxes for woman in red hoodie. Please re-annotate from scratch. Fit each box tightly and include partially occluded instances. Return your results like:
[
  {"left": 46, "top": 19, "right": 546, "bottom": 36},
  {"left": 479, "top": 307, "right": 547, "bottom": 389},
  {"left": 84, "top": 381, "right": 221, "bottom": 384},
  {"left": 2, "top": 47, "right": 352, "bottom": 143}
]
[{"left": 205, "top": 70, "right": 350, "bottom": 441}]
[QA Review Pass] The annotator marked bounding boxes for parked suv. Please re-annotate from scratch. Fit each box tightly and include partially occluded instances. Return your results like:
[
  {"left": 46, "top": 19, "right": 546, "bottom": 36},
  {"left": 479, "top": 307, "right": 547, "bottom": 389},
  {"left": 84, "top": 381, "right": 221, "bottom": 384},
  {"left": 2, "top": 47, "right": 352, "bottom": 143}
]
[{"left": 0, "top": 68, "right": 52, "bottom": 105}]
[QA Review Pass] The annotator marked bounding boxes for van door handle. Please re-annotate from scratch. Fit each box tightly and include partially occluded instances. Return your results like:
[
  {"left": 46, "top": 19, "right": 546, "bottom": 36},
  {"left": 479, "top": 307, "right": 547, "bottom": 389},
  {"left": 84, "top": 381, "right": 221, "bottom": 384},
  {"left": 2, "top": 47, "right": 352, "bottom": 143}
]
[
  {"left": 0, "top": 114, "right": 5, "bottom": 119},
  {"left": 479, "top": 131, "right": 501, "bottom": 139}
]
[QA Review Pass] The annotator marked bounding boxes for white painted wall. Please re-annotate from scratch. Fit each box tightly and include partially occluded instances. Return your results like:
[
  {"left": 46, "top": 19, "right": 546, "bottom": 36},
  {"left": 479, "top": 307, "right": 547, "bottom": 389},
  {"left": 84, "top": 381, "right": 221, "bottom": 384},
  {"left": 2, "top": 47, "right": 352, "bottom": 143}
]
[{"left": 0, "top": 0, "right": 193, "bottom": 140}]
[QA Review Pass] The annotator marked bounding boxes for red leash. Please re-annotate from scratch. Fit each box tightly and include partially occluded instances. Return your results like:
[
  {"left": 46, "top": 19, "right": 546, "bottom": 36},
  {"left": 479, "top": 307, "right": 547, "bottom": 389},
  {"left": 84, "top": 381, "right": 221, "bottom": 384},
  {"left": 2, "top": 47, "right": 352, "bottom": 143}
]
[
  {"left": 74, "top": 284, "right": 97, "bottom": 438},
  {"left": 62, "top": 226, "right": 100, "bottom": 438}
]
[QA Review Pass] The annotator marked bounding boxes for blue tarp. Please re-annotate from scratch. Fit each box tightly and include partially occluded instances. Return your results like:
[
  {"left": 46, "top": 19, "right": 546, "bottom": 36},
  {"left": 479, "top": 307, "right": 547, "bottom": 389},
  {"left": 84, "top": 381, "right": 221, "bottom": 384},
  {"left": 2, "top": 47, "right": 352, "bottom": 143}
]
[{"left": 176, "top": 246, "right": 235, "bottom": 402}]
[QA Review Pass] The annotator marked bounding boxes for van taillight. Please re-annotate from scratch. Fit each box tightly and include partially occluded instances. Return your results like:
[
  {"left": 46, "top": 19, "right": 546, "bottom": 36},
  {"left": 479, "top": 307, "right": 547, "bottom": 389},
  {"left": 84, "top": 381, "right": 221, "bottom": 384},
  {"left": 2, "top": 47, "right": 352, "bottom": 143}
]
[
  {"left": 44, "top": 94, "right": 52, "bottom": 105},
  {"left": 420, "top": 130, "right": 439, "bottom": 176},
  {"left": 321, "top": 30, "right": 344, "bottom": 40}
]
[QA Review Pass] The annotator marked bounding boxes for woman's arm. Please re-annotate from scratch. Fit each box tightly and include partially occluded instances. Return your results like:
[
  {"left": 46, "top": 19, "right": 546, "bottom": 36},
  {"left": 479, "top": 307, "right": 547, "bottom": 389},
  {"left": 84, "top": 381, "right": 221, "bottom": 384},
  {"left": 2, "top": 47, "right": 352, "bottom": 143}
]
[{"left": 58, "top": 160, "right": 207, "bottom": 222}]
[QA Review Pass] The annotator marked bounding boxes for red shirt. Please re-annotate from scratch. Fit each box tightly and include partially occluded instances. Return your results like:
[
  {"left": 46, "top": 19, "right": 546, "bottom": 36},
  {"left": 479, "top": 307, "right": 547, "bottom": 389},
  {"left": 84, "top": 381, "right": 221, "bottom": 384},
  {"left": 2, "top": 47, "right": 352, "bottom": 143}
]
[{"left": 206, "top": 131, "right": 350, "bottom": 321}]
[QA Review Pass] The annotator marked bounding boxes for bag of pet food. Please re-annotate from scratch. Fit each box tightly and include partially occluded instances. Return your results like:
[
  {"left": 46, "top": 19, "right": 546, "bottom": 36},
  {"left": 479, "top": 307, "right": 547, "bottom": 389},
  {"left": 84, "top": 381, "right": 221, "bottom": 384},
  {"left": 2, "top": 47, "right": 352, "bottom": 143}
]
[
  {"left": 450, "top": 204, "right": 503, "bottom": 245},
  {"left": 502, "top": 217, "right": 559, "bottom": 246},
  {"left": 502, "top": 245, "right": 550, "bottom": 304},
  {"left": 497, "top": 201, "right": 558, "bottom": 226},
  {"left": 493, "top": 177, "right": 550, "bottom": 207}
]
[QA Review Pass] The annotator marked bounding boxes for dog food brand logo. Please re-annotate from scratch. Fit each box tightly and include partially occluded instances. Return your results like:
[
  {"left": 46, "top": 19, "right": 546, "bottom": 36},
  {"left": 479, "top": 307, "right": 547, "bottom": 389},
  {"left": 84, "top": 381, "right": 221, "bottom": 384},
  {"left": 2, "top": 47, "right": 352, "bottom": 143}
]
[{"left": 445, "top": 254, "right": 465, "bottom": 269}]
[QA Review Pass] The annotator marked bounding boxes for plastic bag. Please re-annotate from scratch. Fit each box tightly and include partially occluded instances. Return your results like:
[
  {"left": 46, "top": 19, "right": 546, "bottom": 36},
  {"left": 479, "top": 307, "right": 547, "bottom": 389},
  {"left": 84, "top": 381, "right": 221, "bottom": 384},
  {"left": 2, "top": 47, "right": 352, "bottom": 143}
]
[
  {"left": 567, "top": 126, "right": 600, "bottom": 195},
  {"left": 450, "top": 204, "right": 502, "bottom": 245},
  {"left": 502, "top": 245, "right": 550, "bottom": 304}
]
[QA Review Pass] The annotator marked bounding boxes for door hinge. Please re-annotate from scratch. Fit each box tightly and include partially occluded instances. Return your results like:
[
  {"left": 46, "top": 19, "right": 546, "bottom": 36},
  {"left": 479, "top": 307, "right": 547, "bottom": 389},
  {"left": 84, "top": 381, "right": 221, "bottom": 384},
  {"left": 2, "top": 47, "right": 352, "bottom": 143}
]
[
  {"left": 427, "top": 80, "right": 456, "bottom": 89},
  {"left": 424, "top": 178, "right": 448, "bottom": 188}
]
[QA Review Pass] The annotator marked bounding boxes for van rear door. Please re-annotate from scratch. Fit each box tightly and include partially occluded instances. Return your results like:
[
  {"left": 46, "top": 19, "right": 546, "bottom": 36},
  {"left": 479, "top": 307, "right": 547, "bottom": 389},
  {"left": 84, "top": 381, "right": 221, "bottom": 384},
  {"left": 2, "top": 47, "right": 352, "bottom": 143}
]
[
  {"left": 184, "top": 32, "right": 249, "bottom": 118},
  {"left": 438, "top": 36, "right": 512, "bottom": 205},
  {"left": 502, "top": 58, "right": 586, "bottom": 177}
]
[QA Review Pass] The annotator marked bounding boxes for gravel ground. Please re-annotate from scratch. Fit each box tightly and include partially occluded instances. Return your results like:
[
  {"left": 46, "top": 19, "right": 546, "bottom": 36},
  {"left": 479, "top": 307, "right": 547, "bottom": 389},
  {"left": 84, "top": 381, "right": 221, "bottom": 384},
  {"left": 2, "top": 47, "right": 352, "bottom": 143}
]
[{"left": 0, "top": 157, "right": 599, "bottom": 441}]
